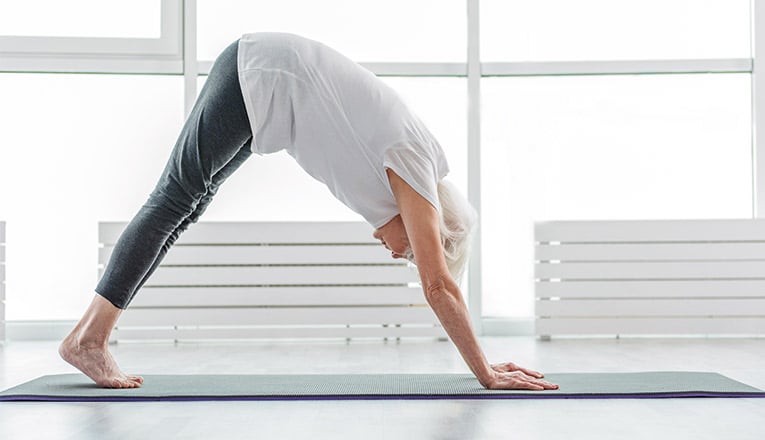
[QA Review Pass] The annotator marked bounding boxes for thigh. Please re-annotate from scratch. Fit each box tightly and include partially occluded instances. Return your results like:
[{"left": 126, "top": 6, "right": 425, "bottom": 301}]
[{"left": 156, "top": 40, "right": 253, "bottom": 201}]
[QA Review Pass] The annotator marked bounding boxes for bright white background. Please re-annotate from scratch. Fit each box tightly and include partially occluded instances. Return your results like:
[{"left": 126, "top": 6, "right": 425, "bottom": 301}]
[
  {"left": 481, "top": 0, "right": 750, "bottom": 61},
  {"left": 0, "top": 0, "right": 754, "bottom": 321},
  {"left": 0, "top": 0, "right": 160, "bottom": 38}
]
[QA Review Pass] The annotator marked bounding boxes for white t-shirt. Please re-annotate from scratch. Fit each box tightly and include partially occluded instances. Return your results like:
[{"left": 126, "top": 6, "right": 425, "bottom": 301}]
[{"left": 237, "top": 32, "right": 449, "bottom": 228}]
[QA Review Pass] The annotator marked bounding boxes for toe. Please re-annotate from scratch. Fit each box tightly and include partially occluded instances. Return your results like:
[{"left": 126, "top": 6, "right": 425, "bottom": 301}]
[{"left": 109, "top": 377, "right": 133, "bottom": 389}]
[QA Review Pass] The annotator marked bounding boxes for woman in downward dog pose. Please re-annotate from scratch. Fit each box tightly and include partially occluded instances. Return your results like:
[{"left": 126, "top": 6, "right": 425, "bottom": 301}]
[{"left": 59, "top": 33, "right": 558, "bottom": 392}]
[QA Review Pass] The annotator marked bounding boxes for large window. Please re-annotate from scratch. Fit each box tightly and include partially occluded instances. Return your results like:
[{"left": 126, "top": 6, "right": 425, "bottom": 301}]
[
  {"left": 478, "top": 0, "right": 753, "bottom": 318},
  {"left": 481, "top": 74, "right": 752, "bottom": 317},
  {"left": 0, "top": 1, "right": 759, "bottom": 328}
]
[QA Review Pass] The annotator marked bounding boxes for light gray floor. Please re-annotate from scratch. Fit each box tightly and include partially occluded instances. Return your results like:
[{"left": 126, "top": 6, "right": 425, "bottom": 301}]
[{"left": 1, "top": 336, "right": 764, "bottom": 440}]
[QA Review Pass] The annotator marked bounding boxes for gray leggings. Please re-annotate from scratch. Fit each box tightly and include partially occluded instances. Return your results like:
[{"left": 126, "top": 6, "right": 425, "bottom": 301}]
[{"left": 96, "top": 40, "right": 253, "bottom": 309}]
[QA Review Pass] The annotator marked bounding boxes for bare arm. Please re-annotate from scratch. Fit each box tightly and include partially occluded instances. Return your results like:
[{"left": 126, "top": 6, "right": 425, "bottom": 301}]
[{"left": 386, "top": 169, "right": 557, "bottom": 390}]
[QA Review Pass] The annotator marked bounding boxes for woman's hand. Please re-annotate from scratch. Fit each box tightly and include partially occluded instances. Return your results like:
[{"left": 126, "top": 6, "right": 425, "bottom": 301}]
[{"left": 483, "top": 362, "right": 559, "bottom": 390}]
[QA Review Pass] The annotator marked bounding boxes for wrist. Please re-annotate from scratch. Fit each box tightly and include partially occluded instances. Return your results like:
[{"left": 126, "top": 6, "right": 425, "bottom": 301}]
[{"left": 477, "top": 368, "right": 497, "bottom": 388}]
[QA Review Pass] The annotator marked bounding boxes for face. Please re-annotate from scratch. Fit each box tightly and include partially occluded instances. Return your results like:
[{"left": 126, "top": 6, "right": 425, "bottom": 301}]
[{"left": 373, "top": 215, "right": 413, "bottom": 261}]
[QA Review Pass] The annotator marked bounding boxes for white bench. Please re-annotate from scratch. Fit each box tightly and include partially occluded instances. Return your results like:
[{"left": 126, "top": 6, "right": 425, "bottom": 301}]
[
  {"left": 535, "top": 219, "right": 765, "bottom": 338},
  {"left": 0, "top": 222, "right": 5, "bottom": 342},
  {"left": 99, "top": 221, "right": 446, "bottom": 342}
]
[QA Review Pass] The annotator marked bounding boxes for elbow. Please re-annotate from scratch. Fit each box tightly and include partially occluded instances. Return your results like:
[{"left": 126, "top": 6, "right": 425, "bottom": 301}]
[
  {"left": 424, "top": 280, "right": 447, "bottom": 301},
  {"left": 423, "top": 276, "right": 459, "bottom": 303}
]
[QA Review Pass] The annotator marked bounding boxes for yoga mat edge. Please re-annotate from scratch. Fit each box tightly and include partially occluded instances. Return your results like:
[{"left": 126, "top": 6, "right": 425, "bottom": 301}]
[{"left": 1, "top": 372, "right": 763, "bottom": 402}]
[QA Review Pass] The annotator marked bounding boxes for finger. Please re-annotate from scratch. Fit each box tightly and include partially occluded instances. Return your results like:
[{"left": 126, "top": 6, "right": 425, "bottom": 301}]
[
  {"left": 499, "top": 362, "right": 545, "bottom": 378},
  {"left": 503, "top": 375, "right": 543, "bottom": 390},
  {"left": 515, "top": 376, "right": 558, "bottom": 391},
  {"left": 490, "top": 363, "right": 508, "bottom": 373},
  {"left": 514, "top": 371, "right": 537, "bottom": 381},
  {"left": 518, "top": 381, "right": 544, "bottom": 391},
  {"left": 534, "top": 379, "right": 559, "bottom": 390},
  {"left": 520, "top": 368, "right": 544, "bottom": 378}
]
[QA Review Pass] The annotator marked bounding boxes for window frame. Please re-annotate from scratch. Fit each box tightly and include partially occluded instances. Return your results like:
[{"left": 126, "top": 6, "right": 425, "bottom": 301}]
[{"left": 0, "top": 0, "right": 183, "bottom": 74}]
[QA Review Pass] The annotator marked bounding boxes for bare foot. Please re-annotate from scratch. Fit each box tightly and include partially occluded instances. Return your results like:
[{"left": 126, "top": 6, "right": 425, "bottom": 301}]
[{"left": 59, "top": 333, "right": 143, "bottom": 389}]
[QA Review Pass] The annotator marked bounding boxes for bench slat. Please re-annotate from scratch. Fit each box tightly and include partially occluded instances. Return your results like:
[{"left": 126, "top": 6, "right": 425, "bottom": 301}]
[
  {"left": 117, "top": 306, "right": 440, "bottom": 327},
  {"left": 106, "top": 265, "right": 419, "bottom": 286},
  {"left": 536, "top": 261, "right": 765, "bottom": 280},
  {"left": 536, "top": 243, "right": 765, "bottom": 262},
  {"left": 536, "top": 280, "right": 765, "bottom": 298},
  {"left": 130, "top": 286, "right": 423, "bottom": 307},
  {"left": 112, "top": 325, "right": 447, "bottom": 341},
  {"left": 100, "top": 244, "right": 397, "bottom": 265},
  {"left": 536, "top": 317, "right": 765, "bottom": 335},
  {"left": 535, "top": 219, "right": 765, "bottom": 243},
  {"left": 536, "top": 298, "right": 765, "bottom": 317},
  {"left": 99, "top": 221, "right": 378, "bottom": 245}
]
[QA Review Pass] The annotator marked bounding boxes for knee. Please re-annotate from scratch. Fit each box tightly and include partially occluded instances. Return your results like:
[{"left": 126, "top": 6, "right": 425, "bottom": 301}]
[{"left": 144, "top": 186, "right": 200, "bottom": 221}]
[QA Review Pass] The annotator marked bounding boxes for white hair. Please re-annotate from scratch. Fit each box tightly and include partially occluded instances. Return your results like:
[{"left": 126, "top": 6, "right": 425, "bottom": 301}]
[{"left": 435, "top": 180, "right": 478, "bottom": 284}]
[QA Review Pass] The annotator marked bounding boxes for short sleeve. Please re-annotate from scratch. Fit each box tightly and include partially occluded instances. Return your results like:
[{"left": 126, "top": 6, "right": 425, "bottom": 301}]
[{"left": 383, "top": 144, "right": 443, "bottom": 212}]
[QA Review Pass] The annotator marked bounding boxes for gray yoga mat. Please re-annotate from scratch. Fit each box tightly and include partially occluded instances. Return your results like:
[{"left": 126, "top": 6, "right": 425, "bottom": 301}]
[{"left": 1, "top": 372, "right": 763, "bottom": 402}]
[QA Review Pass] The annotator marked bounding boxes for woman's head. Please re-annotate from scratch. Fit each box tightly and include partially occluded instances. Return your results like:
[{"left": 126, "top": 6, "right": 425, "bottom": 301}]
[
  {"left": 373, "top": 180, "right": 478, "bottom": 283},
  {"left": 372, "top": 180, "right": 478, "bottom": 284},
  {"left": 372, "top": 214, "right": 411, "bottom": 260}
]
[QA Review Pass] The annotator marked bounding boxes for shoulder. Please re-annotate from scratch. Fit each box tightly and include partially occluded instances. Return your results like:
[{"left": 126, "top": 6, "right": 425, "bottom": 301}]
[
  {"left": 383, "top": 143, "right": 448, "bottom": 211},
  {"left": 385, "top": 169, "right": 439, "bottom": 227}
]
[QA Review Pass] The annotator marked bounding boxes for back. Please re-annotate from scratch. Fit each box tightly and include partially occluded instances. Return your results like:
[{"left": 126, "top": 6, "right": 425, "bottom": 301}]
[{"left": 237, "top": 33, "right": 449, "bottom": 228}]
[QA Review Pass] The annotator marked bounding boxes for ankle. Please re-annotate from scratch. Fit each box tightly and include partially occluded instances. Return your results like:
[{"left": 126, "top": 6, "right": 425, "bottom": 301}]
[
  {"left": 65, "top": 294, "right": 121, "bottom": 350},
  {"left": 77, "top": 339, "right": 109, "bottom": 350},
  {"left": 66, "top": 329, "right": 109, "bottom": 350}
]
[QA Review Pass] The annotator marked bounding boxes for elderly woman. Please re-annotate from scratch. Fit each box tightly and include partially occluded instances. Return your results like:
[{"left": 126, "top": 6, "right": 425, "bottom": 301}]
[{"left": 59, "top": 33, "right": 558, "bottom": 392}]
